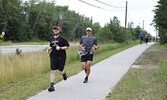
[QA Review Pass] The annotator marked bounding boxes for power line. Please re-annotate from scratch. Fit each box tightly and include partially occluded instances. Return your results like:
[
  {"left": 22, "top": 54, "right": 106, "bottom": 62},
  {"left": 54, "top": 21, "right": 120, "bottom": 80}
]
[
  {"left": 78, "top": 0, "right": 112, "bottom": 11},
  {"left": 95, "top": 0, "right": 125, "bottom": 8}
]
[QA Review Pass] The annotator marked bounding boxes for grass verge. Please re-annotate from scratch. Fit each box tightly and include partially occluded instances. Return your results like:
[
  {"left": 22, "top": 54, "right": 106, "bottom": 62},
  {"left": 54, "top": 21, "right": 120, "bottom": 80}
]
[
  {"left": 0, "top": 41, "right": 138, "bottom": 100},
  {"left": 106, "top": 43, "right": 167, "bottom": 100}
]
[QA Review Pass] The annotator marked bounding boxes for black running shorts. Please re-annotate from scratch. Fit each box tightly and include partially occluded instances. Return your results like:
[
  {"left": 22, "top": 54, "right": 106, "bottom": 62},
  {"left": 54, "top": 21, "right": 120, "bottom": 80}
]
[
  {"left": 81, "top": 54, "right": 93, "bottom": 62},
  {"left": 50, "top": 57, "right": 66, "bottom": 71}
]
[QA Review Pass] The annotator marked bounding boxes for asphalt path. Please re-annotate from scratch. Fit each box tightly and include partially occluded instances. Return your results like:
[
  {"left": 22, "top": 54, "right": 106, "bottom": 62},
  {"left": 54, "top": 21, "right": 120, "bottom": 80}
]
[
  {"left": 27, "top": 42, "right": 154, "bottom": 100},
  {"left": 0, "top": 44, "right": 77, "bottom": 54}
]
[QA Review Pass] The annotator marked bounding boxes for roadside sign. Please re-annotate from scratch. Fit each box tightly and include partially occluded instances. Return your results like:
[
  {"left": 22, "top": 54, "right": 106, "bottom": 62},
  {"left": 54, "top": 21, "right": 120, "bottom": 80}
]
[
  {"left": 2, "top": 32, "right": 5, "bottom": 36},
  {"left": 0, "top": 34, "right": 3, "bottom": 38}
]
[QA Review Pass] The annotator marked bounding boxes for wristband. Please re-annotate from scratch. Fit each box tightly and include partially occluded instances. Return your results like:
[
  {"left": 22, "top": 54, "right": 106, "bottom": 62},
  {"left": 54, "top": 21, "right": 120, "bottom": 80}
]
[{"left": 60, "top": 47, "right": 62, "bottom": 50}]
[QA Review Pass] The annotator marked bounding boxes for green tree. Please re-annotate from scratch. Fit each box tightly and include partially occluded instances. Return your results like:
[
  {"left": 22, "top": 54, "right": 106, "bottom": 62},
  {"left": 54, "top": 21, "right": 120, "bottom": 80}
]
[
  {"left": 153, "top": 0, "right": 167, "bottom": 43},
  {"left": 92, "top": 22, "right": 101, "bottom": 35},
  {"left": 0, "top": 0, "right": 30, "bottom": 41},
  {"left": 96, "top": 16, "right": 125, "bottom": 42},
  {"left": 24, "top": 0, "right": 56, "bottom": 41},
  {"left": 0, "top": 0, "right": 97, "bottom": 42}
]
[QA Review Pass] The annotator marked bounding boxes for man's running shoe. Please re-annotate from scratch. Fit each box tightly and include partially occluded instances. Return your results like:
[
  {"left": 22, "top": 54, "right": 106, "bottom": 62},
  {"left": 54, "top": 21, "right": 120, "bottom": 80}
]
[
  {"left": 48, "top": 87, "right": 55, "bottom": 92},
  {"left": 83, "top": 77, "right": 88, "bottom": 83},
  {"left": 63, "top": 72, "right": 67, "bottom": 80}
]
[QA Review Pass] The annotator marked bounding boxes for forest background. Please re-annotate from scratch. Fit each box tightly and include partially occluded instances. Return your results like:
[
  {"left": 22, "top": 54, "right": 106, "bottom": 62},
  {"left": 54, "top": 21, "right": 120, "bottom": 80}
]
[{"left": 0, "top": 0, "right": 166, "bottom": 44}]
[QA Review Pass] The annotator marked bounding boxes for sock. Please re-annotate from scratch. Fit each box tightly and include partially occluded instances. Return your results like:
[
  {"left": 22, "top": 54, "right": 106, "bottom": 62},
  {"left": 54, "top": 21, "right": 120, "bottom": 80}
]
[
  {"left": 50, "top": 82, "right": 54, "bottom": 87},
  {"left": 85, "top": 76, "right": 88, "bottom": 79},
  {"left": 85, "top": 69, "right": 87, "bottom": 73},
  {"left": 63, "top": 71, "right": 66, "bottom": 75}
]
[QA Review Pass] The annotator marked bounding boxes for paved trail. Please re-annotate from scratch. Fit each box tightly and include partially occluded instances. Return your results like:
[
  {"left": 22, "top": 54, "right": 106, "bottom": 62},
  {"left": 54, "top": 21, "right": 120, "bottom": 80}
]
[{"left": 28, "top": 42, "right": 154, "bottom": 100}]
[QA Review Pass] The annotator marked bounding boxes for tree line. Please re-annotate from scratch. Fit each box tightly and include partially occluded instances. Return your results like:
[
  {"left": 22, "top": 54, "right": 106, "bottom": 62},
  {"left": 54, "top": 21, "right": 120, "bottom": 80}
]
[
  {"left": 153, "top": 0, "right": 167, "bottom": 44},
  {"left": 0, "top": 0, "right": 148, "bottom": 43}
]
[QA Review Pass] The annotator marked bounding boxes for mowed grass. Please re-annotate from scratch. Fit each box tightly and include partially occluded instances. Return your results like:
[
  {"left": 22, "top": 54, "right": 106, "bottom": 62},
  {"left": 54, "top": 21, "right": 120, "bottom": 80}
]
[
  {"left": 0, "top": 41, "right": 138, "bottom": 100},
  {"left": 106, "top": 43, "right": 167, "bottom": 100}
]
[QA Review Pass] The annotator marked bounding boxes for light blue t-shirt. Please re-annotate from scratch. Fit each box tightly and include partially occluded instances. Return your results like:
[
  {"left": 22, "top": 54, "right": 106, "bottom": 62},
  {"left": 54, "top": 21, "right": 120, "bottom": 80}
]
[{"left": 145, "top": 34, "right": 148, "bottom": 39}]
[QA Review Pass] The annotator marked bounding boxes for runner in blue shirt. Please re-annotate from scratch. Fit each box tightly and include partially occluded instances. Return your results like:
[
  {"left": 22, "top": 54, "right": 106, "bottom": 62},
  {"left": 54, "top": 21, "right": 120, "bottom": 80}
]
[{"left": 139, "top": 32, "right": 144, "bottom": 44}]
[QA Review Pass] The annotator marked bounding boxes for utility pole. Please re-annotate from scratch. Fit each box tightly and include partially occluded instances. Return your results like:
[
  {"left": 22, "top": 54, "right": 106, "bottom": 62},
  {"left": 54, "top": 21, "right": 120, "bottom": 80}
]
[
  {"left": 125, "top": 1, "right": 128, "bottom": 29},
  {"left": 125, "top": 1, "right": 128, "bottom": 40}
]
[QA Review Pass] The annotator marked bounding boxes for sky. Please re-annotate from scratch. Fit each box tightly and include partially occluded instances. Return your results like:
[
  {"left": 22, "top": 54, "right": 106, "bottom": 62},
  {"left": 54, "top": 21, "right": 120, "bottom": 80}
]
[{"left": 54, "top": 0, "right": 159, "bottom": 36}]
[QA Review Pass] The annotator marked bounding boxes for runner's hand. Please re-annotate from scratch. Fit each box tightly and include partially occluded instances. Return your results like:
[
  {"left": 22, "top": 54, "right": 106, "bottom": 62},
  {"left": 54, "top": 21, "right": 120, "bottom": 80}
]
[
  {"left": 47, "top": 47, "right": 52, "bottom": 53},
  {"left": 56, "top": 46, "right": 61, "bottom": 50},
  {"left": 47, "top": 49, "right": 49, "bottom": 53},
  {"left": 81, "top": 47, "right": 85, "bottom": 51},
  {"left": 91, "top": 47, "right": 96, "bottom": 51}
]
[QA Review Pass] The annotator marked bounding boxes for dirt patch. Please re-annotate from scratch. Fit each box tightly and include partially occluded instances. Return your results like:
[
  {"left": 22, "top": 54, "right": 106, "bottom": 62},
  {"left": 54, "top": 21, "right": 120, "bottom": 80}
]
[{"left": 131, "top": 65, "right": 142, "bottom": 68}]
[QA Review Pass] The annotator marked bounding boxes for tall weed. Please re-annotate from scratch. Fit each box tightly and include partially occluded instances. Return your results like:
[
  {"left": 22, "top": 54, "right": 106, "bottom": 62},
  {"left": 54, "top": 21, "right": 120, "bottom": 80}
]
[
  {"left": 152, "top": 60, "right": 167, "bottom": 82},
  {"left": 0, "top": 40, "right": 2, "bottom": 45},
  {"left": 0, "top": 52, "right": 49, "bottom": 88}
]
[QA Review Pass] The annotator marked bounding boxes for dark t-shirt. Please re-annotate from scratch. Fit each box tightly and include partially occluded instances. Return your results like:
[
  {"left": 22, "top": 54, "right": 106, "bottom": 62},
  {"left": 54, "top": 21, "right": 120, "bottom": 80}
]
[
  {"left": 80, "top": 36, "right": 98, "bottom": 52},
  {"left": 49, "top": 36, "right": 69, "bottom": 58}
]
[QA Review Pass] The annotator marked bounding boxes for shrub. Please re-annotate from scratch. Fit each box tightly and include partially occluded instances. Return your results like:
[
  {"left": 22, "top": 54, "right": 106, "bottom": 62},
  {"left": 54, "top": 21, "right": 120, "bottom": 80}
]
[{"left": 16, "top": 48, "right": 22, "bottom": 56}]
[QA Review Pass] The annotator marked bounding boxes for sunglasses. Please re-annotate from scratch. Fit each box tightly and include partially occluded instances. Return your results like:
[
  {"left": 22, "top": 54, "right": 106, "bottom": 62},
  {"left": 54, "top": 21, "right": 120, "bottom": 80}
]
[{"left": 54, "top": 28, "right": 59, "bottom": 30}]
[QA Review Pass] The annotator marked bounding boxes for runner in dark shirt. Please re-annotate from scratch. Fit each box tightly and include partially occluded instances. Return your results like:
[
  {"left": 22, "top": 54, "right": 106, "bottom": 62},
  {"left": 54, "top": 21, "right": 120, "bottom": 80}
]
[{"left": 47, "top": 26, "right": 69, "bottom": 92}]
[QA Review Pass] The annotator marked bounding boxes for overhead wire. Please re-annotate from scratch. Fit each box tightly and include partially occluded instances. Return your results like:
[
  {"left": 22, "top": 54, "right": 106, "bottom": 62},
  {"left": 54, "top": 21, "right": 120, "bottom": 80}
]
[
  {"left": 78, "top": 0, "right": 112, "bottom": 11},
  {"left": 94, "top": 0, "right": 125, "bottom": 8},
  {"left": 78, "top": 0, "right": 129, "bottom": 28}
]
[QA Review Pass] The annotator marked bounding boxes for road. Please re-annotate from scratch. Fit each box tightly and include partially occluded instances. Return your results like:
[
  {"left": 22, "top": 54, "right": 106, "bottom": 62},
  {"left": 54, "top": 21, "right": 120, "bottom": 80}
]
[
  {"left": 0, "top": 44, "right": 77, "bottom": 55},
  {"left": 27, "top": 42, "right": 154, "bottom": 100}
]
